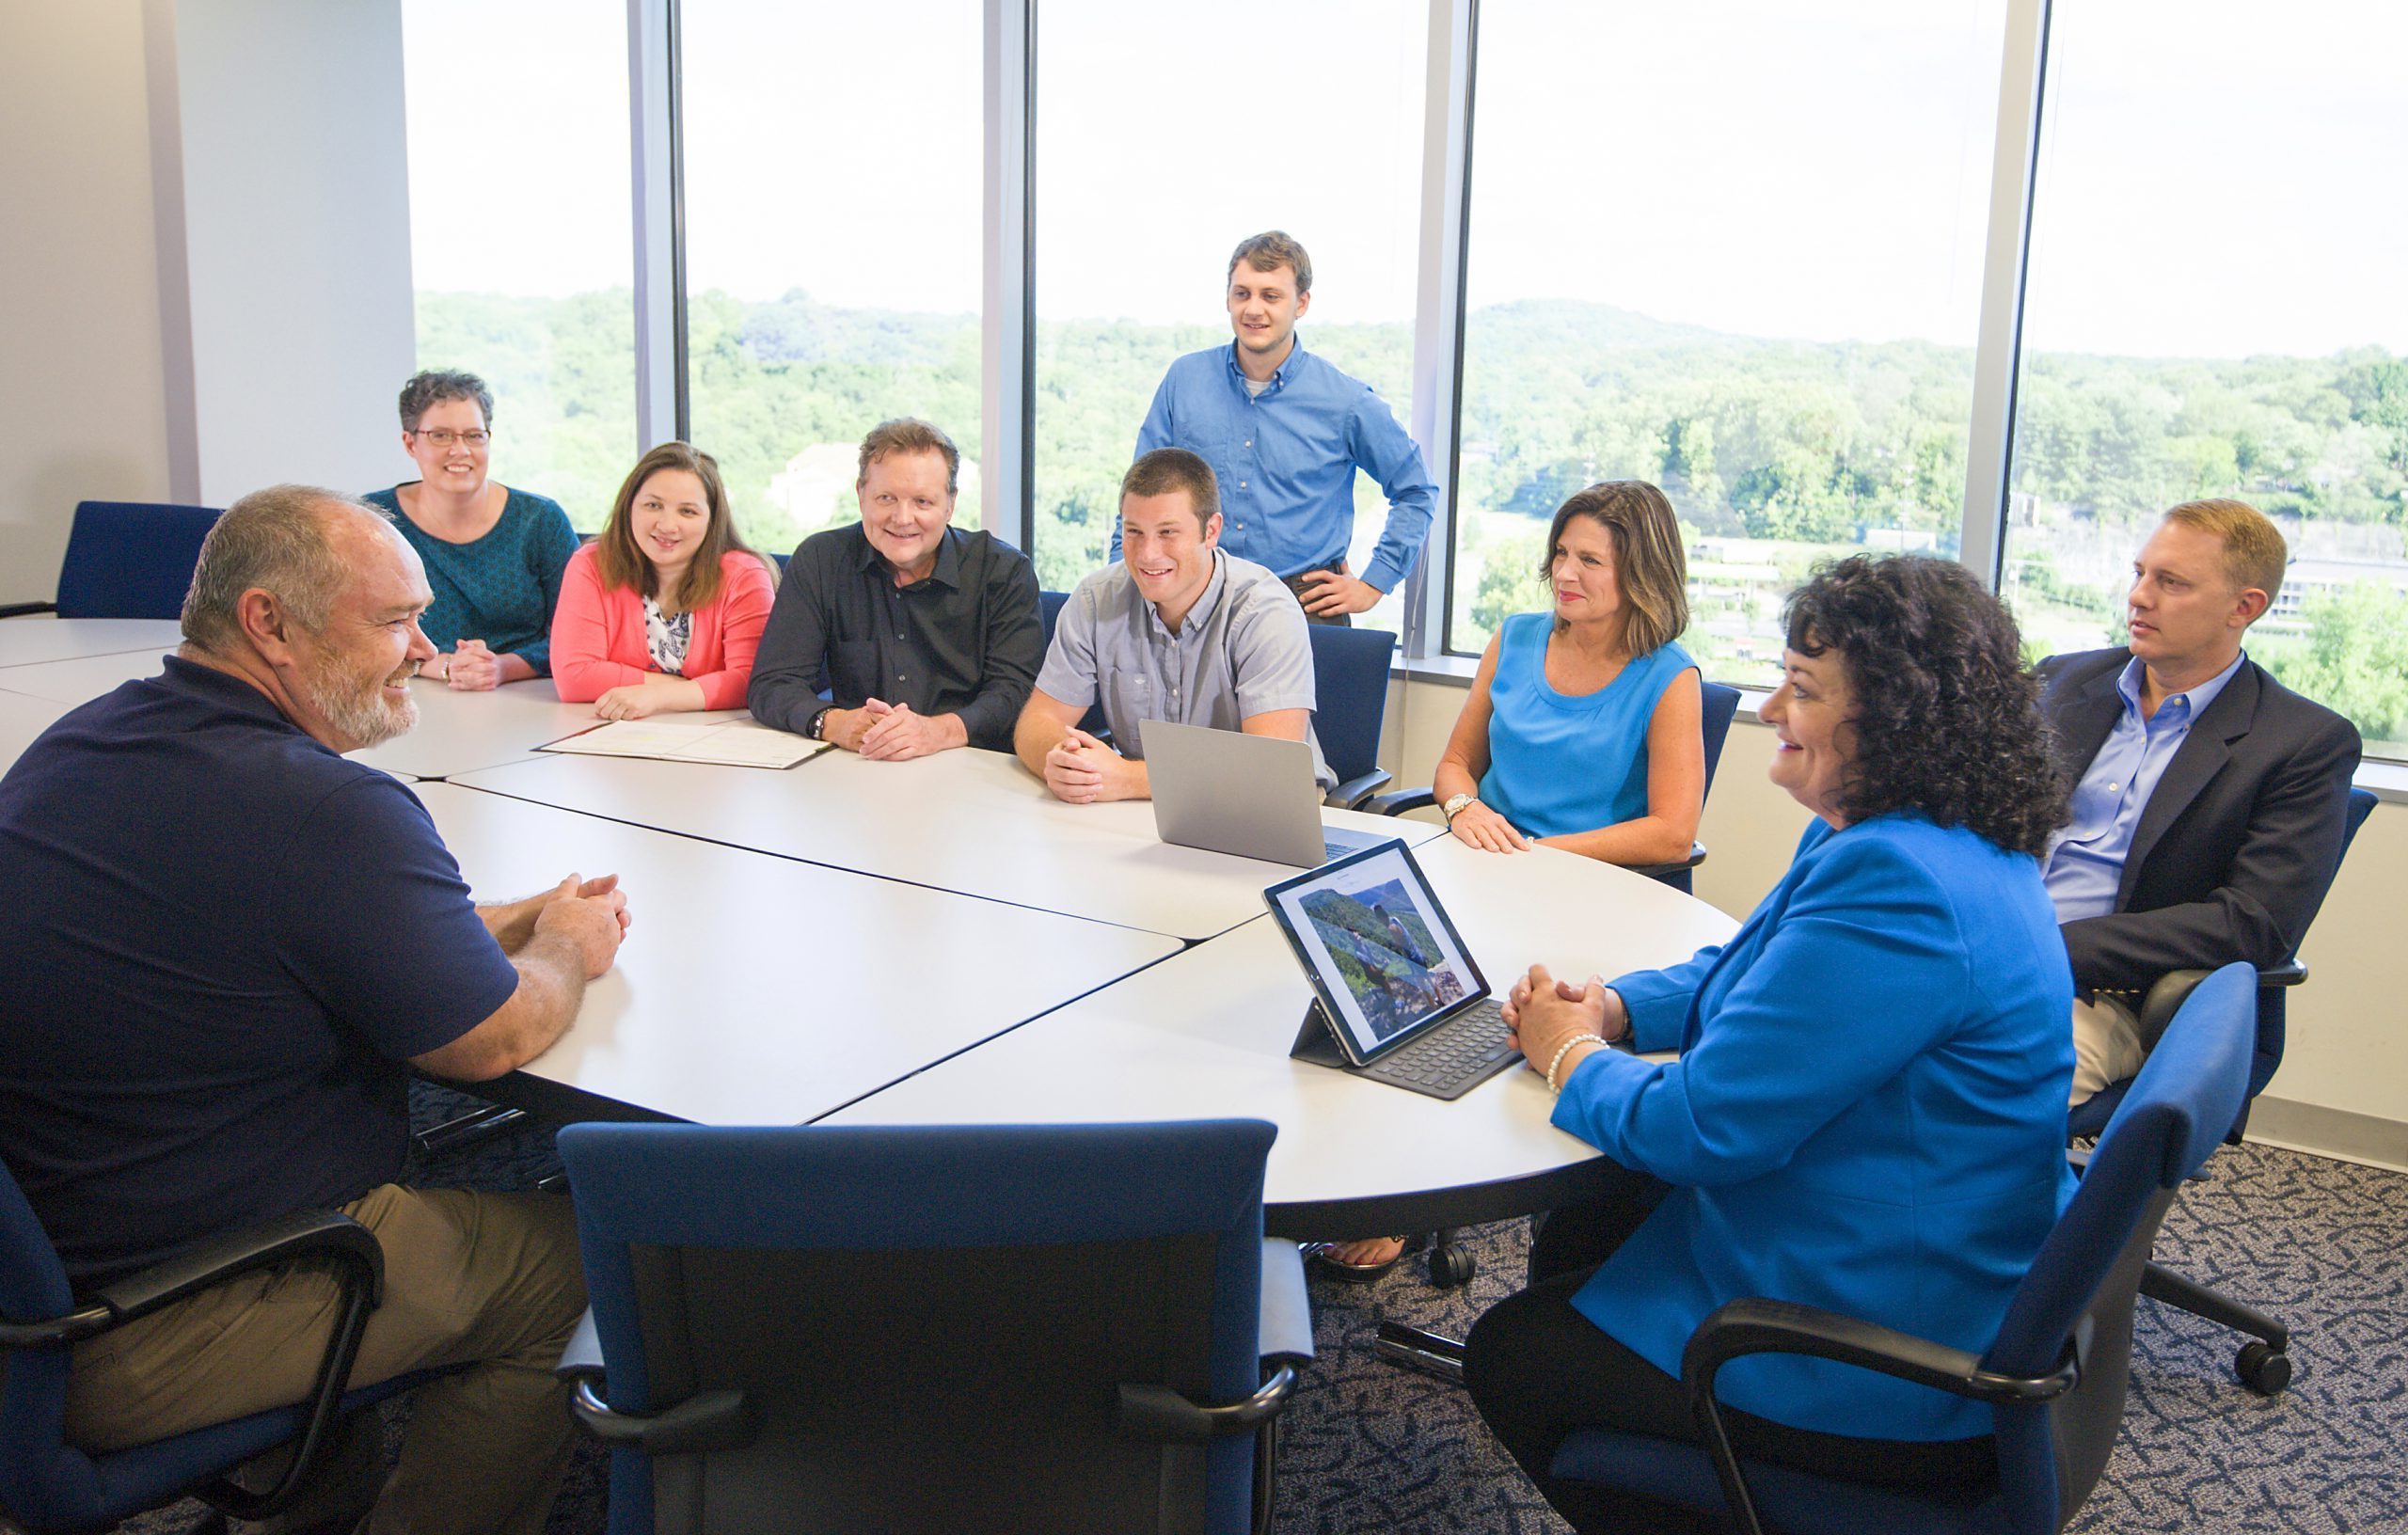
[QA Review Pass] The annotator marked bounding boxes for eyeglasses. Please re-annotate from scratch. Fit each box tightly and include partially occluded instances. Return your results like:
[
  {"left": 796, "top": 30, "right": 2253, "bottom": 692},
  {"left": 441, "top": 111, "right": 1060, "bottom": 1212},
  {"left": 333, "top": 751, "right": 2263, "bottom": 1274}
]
[{"left": 412, "top": 429, "right": 491, "bottom": 448}]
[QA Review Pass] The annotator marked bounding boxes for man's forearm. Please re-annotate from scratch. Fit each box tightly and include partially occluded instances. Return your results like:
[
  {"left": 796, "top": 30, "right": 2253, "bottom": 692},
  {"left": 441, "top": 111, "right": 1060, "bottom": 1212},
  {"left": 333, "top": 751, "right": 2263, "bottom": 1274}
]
[
  {"left": 478, "top": 894, "right": 546, "bottom": 954},
  {"left": 485, "top": 933, "right": 587, "bottom": 1076},
  {"left": 1014, "top": 709, "right": 1069, "bottom": 777}
]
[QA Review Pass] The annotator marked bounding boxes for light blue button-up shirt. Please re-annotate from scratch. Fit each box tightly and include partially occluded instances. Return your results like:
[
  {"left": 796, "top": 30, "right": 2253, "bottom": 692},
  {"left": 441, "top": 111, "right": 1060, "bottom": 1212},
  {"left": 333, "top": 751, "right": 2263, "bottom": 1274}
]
[
  {"left": 2042, "top": 651, "right": 2245, "bottom": 921},
  {"left": 1127, "top": 339, "right": 1437, "bottom": 593}
]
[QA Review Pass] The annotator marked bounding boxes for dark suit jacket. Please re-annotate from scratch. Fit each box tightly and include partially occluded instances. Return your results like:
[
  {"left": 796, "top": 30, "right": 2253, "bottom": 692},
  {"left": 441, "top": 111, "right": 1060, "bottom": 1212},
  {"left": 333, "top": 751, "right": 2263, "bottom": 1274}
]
[{"left": 2036, "top": 647, "right": 2361, "bottom": 991}]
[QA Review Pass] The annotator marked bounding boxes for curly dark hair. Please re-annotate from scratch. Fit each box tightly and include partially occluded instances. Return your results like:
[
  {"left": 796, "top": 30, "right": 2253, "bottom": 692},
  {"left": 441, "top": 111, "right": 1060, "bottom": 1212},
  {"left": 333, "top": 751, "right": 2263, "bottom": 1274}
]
[{"left": 1783, "top": 555, "right": 2067, "bottom": 857}]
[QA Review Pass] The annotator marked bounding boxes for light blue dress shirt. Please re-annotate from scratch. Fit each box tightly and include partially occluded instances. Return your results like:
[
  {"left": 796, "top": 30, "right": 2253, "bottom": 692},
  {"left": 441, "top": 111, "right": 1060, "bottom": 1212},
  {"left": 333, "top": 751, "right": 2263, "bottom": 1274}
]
[
  {"left": 1129, "top": 339, "right": 1437, "bottom": 593},
  {"left": 2042, "top": 651, "right": 2245, "bottom": 922}
]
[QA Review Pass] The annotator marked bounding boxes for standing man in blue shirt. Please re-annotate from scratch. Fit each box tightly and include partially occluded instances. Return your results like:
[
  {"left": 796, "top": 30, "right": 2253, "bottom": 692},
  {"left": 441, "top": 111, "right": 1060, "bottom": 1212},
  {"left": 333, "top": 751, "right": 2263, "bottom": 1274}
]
[
  {"left": 2036, "top": 498, "right": 2359, "bottom": 1104},
  {"left": 1131, "top": 230, "right": 1437, "bottom": 625}
]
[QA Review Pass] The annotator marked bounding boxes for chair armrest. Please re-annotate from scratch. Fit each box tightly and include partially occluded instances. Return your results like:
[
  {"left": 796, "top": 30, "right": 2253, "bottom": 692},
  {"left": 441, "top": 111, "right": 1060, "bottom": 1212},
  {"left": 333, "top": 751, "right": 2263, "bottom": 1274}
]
[
  {"left": 1625, "top": 842, "right": 1708, "bottom": 880},
  {"left": 1117, "top": 1367, "right": 1298, "bottom": 1444},
  {"left": 556, "top": 1307, "right": 603, "bottom": 1378},
  {"left": 1682, "top": 1297, "right": 2075, "bottom": 1407},
  {"left": 0, "top": 1210, "right": 384, "bottom": 1349},
  {"left": 559, "top": 1307, "right": 760, "bottom": 1455},
  {"left": 1363, "top": 785, "right": 1436, "bottom": 818},
  {"left": 1678, "top": 1297, "right": 2078, "bottom": 1535},
  {"left": 0, "top": 601, "right": 59, "bottom": 619},
  {"left": 2138, "top": 960, "right": 2306, "bottom": 1052},
  {"left": 1325, "top": 768, "right": 1393, "bottom": 811},
  {"left": 1258, "top": 1240, "right": 1315, "bottom": 1364},
  {"left": 568, "top": 1377, "right": 760, "bottom": 1455},
  {"left": 95, "top": 1210, "right": 385, "bottom": 1324},
  {"left": 3, "top": 1211, "right": 391, "bottom": 1523}
]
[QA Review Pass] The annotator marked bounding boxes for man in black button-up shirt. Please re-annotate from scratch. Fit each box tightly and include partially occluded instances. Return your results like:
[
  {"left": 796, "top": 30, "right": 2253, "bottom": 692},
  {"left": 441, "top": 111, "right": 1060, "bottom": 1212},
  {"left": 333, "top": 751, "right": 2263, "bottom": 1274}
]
[{"left": 749, "top": 419, "right": 1041, "bottom": 757}]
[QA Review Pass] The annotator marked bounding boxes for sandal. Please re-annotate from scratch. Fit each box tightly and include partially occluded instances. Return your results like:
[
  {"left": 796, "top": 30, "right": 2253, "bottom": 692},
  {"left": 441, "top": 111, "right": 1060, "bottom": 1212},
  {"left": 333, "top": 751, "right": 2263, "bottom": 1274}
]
[{"left": 1302, "top": 1236, "right": 1412, "bottom": 1284}]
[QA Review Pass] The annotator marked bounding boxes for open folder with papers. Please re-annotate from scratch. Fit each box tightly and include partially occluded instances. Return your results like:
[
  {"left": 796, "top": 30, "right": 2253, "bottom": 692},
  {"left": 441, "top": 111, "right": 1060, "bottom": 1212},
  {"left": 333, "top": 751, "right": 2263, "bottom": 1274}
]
[{"left": 540, "top": 717, "right": 830, "bottom": 769}]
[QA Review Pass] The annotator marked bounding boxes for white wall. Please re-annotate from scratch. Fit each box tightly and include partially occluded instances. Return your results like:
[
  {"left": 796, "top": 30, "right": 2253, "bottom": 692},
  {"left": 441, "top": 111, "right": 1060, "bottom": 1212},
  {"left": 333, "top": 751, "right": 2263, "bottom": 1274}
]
[
  {"left": 1382, "top": 672, "right": 2408, "bottom": 1161},
  {"left": 0, "top": 2, "right": 175, "bottom": 604},
  {"left": 162, "top": 0, "right": 416, "bottom": 504},
  {"left": 0, "top": 0, "right": 413, "bottom": 608}
]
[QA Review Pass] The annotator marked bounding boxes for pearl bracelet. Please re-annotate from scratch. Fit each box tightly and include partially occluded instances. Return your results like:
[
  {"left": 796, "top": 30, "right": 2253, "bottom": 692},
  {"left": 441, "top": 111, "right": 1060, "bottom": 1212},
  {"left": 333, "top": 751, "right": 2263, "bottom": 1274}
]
[{"left": 1545, "top": 1033, "right": 1606, "bottom": 1095}]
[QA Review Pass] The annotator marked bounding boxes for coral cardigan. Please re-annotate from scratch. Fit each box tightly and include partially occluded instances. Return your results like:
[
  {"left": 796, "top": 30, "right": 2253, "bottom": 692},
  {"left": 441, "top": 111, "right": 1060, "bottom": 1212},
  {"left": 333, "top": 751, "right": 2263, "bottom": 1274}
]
[{"left": 548, "top": 545, "right": 775, "bottom": 711}]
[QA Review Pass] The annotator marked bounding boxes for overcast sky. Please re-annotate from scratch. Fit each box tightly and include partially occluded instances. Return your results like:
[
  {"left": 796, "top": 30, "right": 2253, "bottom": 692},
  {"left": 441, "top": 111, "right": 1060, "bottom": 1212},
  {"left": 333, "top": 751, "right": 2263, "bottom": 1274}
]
[{"left": 404, "top": 0, "right": 2408, "bottom": 358}]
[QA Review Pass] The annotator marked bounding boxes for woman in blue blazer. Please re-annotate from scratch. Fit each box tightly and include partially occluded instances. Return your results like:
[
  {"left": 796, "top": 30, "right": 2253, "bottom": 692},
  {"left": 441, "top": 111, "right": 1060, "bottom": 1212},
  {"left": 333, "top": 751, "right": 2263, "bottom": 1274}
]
[{"left": 1465, "top": 555, "right": 2076, "bottom": 1532}]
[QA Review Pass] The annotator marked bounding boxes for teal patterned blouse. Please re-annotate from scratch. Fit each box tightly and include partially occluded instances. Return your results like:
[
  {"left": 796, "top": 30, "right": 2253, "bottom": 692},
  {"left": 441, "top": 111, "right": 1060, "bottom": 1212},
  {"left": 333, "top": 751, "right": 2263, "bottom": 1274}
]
[{"left": 362, "top": 484, "right": 579, "bottom": 675}]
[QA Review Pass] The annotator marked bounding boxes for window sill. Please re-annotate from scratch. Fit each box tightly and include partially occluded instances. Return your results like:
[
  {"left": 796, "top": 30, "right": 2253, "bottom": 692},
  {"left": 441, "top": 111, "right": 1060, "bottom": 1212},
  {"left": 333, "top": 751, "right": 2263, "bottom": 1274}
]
[{"left": 1386, "top": 659, "right": 2406, "bottom": 802}]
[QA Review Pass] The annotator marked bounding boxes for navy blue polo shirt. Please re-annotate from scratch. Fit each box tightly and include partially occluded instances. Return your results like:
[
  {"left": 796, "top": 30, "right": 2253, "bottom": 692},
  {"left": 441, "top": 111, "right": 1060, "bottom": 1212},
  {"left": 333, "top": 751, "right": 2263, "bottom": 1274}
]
[{"left": 0, "top": 656, "right": 519, "bottom": 1284}]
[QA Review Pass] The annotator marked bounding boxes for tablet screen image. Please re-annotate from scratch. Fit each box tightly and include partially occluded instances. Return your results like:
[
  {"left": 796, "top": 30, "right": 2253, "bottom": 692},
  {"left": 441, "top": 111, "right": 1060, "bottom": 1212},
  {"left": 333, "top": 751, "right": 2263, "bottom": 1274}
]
[{"left": 1264, "top": 841, "right": 1489, "bottom": 1063}]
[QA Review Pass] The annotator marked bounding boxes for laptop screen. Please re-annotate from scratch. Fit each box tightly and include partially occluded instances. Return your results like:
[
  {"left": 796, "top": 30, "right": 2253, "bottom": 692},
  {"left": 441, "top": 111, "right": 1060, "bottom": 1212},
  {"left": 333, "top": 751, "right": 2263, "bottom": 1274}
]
[{"left": 1262, "top": 840, "right": 1491, "bottom": 1063}]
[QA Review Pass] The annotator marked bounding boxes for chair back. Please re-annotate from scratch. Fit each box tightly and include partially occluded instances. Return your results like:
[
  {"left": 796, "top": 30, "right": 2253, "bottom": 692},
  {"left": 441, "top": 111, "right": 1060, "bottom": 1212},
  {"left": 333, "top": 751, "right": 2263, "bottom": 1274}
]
[
  {"left": 55, "top": 502, "right": 221, "bottom": 620},
  {"left": 0, "top": 1155, "right": 100, "bottom": 1528},
  {"left": 557, "top": 1119, "right": 1279, "bottom": 1535},
  {"left": 1652, "top": 680, "right": 1742, "bottom": 895},
  {"left": 1306, "top": 626, "right": 1396, "bottom": 789},
  {"left": 1699, "top": 681, "right": 1740, "bottom": 793},
  {"left": 1986, "top": 962, "right": 2257, "bottom": 1533},
  {"left": 1036, "top": 589, "right": 1112, "bottom": 736}
]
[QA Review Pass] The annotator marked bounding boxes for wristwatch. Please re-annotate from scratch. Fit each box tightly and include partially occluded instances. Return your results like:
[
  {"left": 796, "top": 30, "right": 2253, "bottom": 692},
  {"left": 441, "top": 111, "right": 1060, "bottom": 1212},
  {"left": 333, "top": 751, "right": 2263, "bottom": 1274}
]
[
  {"left": 807, "top": 705, "right": 832, "bottom": 741},
  {"left": 1441, "top": 792, "right": 1478, "bottom": 824}
]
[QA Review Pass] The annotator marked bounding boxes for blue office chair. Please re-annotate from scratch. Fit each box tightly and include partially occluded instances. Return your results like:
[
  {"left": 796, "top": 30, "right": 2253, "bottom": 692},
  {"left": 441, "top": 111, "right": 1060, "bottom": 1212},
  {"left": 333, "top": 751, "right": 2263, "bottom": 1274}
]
[
  {"left": 0, "top": 501, "right": 223, "bottom": 622},
  {"left": 2066, "top": 783, "right": 2378, "bottom": 1396},
  {"left": 1538, "top": 961, "right": 2258, "bottom": 1535},
  {"left": 1308, "top": 625, "right": 1397, "bottom": 809},
  {"left": 555, "top": 1119, "right": 1312, "bottom": 1535},
  {"left": 0, "top": 1154, "right": 424, "bottom": 1534},
  {"left": 1037, "top": 589, "right": 1112, "bottom": 737},
  {"left": 1369, "top": 679, "right": 1743, "bottom": 894}
]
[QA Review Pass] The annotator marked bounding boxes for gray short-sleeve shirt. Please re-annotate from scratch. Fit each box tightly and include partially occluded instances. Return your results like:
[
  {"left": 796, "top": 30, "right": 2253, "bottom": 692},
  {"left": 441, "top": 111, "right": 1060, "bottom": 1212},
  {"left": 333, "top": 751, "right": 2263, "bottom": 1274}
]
[{"left": 1038, "top": 548, "right": 1333, "bottom": 788}]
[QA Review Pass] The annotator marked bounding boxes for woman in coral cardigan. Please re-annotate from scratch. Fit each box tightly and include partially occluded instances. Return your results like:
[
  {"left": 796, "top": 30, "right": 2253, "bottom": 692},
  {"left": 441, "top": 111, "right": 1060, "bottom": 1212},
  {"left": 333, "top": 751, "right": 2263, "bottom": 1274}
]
[{"left": 551, "top": 442, "right": 776, "bottom": 719}]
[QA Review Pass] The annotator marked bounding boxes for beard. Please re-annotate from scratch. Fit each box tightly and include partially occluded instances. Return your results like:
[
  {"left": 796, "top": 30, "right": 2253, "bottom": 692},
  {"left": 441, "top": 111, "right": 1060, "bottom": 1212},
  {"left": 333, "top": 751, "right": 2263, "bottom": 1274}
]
[{"left": 299, "top": 650, "right": 419, "bottom": 752}]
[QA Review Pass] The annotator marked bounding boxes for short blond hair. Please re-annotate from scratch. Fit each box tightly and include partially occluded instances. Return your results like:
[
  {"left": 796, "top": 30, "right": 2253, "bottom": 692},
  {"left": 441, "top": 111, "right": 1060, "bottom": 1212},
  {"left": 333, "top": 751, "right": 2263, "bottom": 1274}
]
[
  {"left": 2161, "top": 498, "right": 2287, "bottom": 608},
  {"left": 856, "top": 418, "right": 960, "bottom": 495}
]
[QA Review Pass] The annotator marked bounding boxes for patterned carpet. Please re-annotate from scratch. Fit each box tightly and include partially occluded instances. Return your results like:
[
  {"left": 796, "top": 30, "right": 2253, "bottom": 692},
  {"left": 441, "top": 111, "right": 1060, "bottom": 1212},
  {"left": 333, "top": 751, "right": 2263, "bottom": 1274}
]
[{"left": 121, "top": 1083, "right": 2408, "bottom": 1534}]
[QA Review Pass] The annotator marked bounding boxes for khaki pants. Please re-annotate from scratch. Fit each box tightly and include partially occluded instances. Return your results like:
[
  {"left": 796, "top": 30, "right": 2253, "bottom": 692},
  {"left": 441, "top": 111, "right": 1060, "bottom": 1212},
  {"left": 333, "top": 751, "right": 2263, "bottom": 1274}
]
[
  {"left": 66, "top": 1185, "right": 586, "bottom": 1535},
  {"left": 2069, "top": 993, "right": 2148, "bottom": 1109}
]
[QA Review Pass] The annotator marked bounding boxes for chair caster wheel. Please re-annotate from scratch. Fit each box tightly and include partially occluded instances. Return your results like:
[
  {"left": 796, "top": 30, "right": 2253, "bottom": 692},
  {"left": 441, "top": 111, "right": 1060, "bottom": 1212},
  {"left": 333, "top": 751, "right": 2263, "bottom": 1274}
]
[
  {"left": 1427, "top": 1243, "right": 1476, "bottom": 1288},
  {"left": 2236, "top": 1341, "right": 2291, "bottom": 1396}
]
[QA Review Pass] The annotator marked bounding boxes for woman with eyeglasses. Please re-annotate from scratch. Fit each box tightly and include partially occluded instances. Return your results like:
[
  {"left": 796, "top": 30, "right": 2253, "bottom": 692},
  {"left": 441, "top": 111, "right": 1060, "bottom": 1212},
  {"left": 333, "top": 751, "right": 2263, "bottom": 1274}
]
[{"left": 362, "top": 369, "right": 580, "bottom": 690}]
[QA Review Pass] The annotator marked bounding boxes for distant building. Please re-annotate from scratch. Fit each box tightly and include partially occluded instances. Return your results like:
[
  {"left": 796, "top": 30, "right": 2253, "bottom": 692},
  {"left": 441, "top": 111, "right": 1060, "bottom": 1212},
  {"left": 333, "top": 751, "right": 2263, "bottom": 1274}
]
[{"left": 2266, "top": 557, "right": 2408, "bottom": 628}]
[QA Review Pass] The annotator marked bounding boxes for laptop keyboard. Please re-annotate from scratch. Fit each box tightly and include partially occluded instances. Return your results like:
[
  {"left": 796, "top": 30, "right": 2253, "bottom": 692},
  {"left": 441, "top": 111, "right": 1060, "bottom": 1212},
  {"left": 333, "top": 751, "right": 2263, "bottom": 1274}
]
[{"left": 1368, "top": 998, "right": 1518, "bottom": 1099}]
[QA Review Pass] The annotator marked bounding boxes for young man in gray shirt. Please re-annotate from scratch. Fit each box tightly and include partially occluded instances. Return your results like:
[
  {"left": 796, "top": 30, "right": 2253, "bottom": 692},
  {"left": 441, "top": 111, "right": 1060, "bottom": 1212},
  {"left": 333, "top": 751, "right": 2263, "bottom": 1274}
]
[{"left": 1015, "top": 449, "right": 1330, "bottom": 801}]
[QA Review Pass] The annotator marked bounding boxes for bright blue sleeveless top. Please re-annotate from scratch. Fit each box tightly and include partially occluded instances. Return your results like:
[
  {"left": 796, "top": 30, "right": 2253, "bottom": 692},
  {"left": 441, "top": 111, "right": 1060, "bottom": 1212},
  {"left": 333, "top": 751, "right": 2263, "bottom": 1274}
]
[{"left": 1477, "top": 612, "right": 1695, "bottom": 838}]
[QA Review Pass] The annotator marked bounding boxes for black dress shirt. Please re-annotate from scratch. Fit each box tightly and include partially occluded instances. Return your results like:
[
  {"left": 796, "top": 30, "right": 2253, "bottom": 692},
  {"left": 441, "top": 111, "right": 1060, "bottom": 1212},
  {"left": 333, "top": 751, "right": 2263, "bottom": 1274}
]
[{"left": 747, "top": 524, "right": 1041, "bottom": 752}]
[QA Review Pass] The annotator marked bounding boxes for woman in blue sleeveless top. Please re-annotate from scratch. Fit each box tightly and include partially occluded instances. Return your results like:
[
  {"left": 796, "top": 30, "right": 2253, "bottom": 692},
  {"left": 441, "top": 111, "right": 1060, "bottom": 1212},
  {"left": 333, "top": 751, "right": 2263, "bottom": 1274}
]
[
  {"left": 1315, "top": 482, "right": 1705, "bottom": 1281},
  {"left": 1438, "top": 481, "right": 1703, "bottom": 864}
]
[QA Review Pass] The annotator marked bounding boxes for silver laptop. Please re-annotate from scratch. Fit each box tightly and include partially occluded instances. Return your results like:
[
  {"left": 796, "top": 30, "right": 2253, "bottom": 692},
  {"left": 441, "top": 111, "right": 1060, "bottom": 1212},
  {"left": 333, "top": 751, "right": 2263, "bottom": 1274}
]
[{"left": 1145, "top": 720, "right": 1382, "bottom": 867}]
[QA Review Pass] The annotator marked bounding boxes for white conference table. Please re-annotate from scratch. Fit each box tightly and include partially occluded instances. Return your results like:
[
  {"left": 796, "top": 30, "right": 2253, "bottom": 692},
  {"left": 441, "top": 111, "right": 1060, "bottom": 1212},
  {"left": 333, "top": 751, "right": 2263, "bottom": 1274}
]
[
  {"left": 819, "top": 835, "right": 1740, "bottom": 1238},
  {"left": 0, "top": 641, "right": 647, "bottom": 782},
  {"left": 0, "top": 616, "right": 184, "bottom": 670},
  {"left": 452, "top": 744, "right": 1437, "bottom": 942},
  {"left": 0, "top": 624, "right": 1744, "bottom": 1232},
  {"left": 413, "top": 783, "right": 1181, "bottom": 1125}
]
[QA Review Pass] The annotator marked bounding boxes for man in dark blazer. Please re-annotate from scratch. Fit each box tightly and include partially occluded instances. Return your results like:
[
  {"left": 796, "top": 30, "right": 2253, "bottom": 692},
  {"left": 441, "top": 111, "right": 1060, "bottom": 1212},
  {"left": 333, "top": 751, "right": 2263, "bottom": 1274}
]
[{"left": 2036, "top": 498, "right": 2360, "bottom": 1103}]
